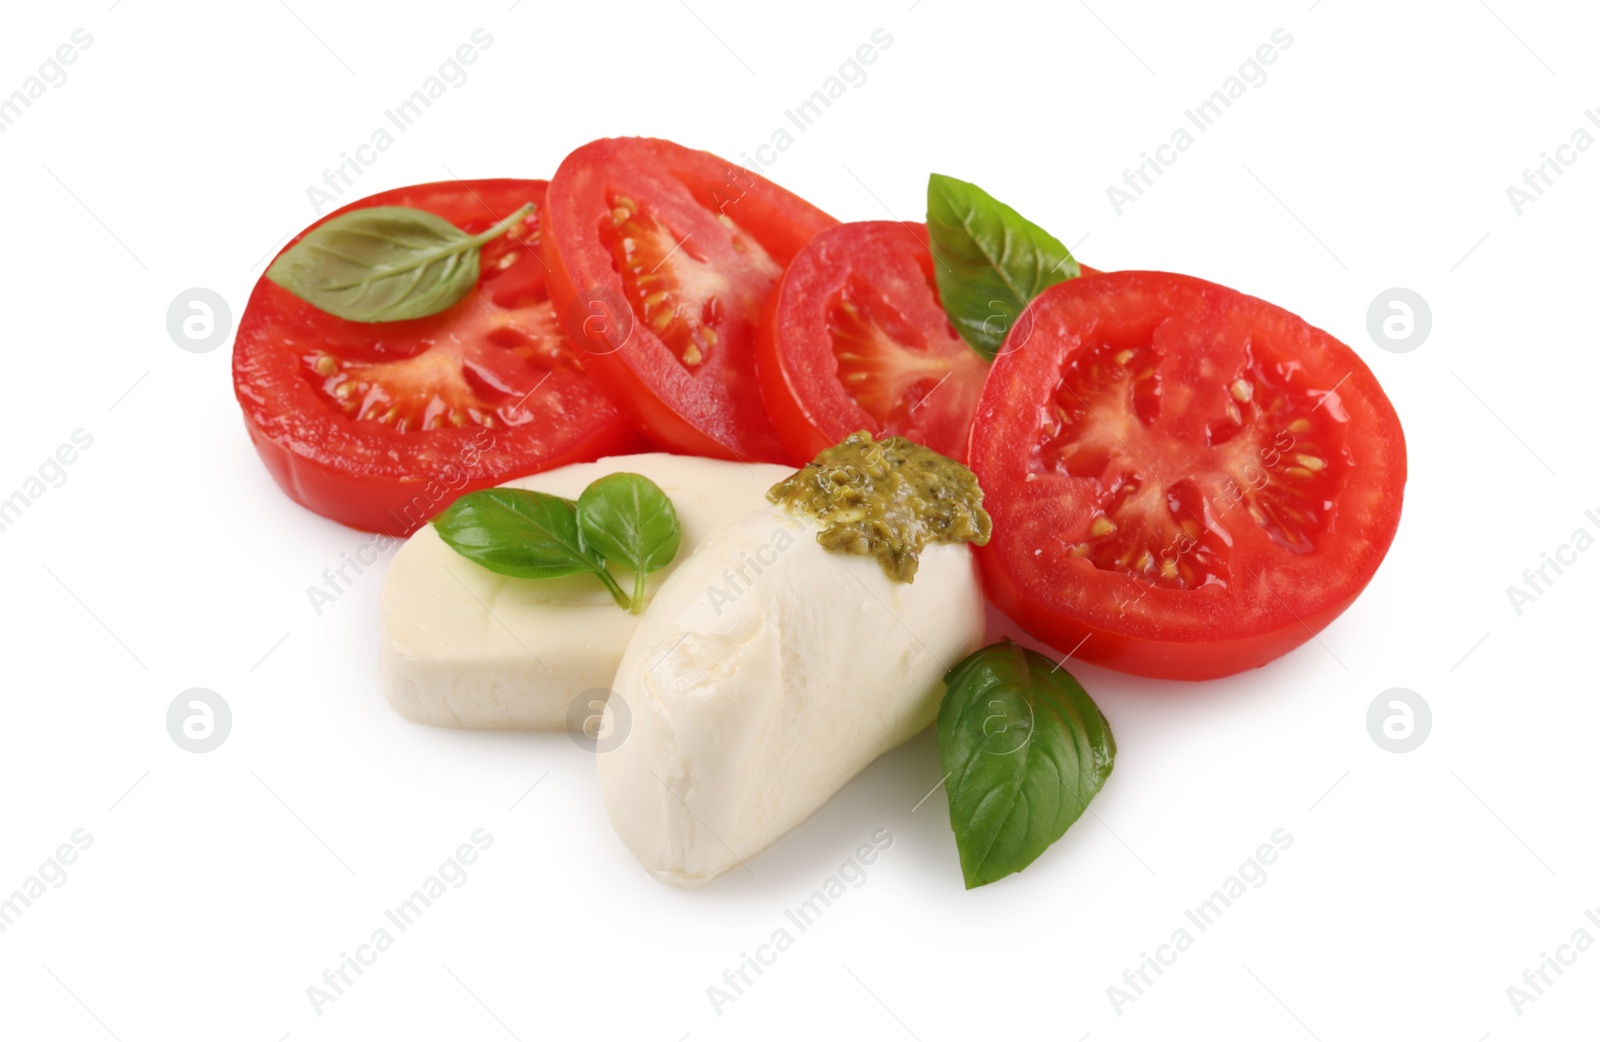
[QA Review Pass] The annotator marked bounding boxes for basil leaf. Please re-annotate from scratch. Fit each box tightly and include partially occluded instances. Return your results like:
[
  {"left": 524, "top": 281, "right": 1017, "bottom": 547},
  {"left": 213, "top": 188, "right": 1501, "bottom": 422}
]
[
  {"left": 926, "top": 174, "right": 1079, "bottom": 360},
  {"left": 937, "top": 640, "right": 1115, "bottom": 889},
  {"left": 432, "top": 488, "right": 608, "bottom": 581},
  {"left": 576, "top": 473, "right": 682, "bottom": 613},
  {"left": 267, "top": 202, "right": 532, "bottom": 322}
]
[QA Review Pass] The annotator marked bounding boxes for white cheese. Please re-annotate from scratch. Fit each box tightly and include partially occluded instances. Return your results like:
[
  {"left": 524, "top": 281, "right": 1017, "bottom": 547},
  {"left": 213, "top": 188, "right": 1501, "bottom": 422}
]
[
  {"left": 596, "top": 505, "right": 985, "bottom": 886},
  {"left": 380, "top": 454, "right": 791, "bottom": 730}
]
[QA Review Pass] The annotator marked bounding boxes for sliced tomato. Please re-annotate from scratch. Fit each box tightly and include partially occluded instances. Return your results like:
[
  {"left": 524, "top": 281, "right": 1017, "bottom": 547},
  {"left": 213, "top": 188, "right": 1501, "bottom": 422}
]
[
  {"left": 542, "top": 138, "right": 837, "bottom": 463},
  {"left": 756, "top": 221, "right": 989, "bottom": 463},
  {"left": 234, "top": 179, "right": 643, "bottom": 536},
  {"left": 970, "top": 271, "right": 1406, "bottom": 680}
]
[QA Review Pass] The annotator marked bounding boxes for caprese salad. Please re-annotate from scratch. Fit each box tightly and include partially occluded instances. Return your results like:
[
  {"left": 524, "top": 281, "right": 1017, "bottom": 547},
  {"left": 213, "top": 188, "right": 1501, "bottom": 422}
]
[{"left": 234, "top": 137, "right": 1406, "bottom": 888}]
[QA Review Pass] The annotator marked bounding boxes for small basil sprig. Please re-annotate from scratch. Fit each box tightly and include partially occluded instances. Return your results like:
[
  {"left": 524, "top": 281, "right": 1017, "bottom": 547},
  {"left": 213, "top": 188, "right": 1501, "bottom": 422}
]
[
  {"left": 926, "top": 174, "right": 1080, "bottom": 360},
  {"left": 937, "top": 640, "right": 1115, "bottom": 889},
  {"left": 576, "top": 474, "right": 682, "bottom": 613},
  {"left": 432, "top": 473, "right": 681, "bottom": 614},
  {"left": 267, "top": 202, "right": 533, "bottom": 322}
]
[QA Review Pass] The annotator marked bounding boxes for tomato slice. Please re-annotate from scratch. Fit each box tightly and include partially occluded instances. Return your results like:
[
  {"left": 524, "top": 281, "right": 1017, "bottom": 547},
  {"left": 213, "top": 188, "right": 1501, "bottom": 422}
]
[
  {"left": 234, "top": 179, "right": 643, "bottom": 536},
  {"left": 970, "top": 271, "right": 1406, "bottom": 680},
  {"left": 755, "top": 221, "right": 990, "bottom": 463},
  {"left": 542, "top": 138, "right": 837, "bottom": 463}
]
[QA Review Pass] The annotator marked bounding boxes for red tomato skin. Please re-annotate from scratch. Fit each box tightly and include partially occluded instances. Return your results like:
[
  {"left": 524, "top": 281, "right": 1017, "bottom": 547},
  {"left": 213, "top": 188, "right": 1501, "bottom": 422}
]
[
  {"left": 542, "top": 138, "right": 837, "bottom": 464},
  {"left": 755, "top": 282, "right": 827, "bottom": 465},
  {"left": 756, "top": 221, "right": 992, "bottom": 465},
  {"left": 237, "top": 397, "right": 644, "bottom": 536},
  {"left": 234, "top": 179, "right": 645, "bottom": 536},
  {"left": 969, "top": 271, "right": 1406, "bottom": 681},
  {"left": 979, "top": 530, "right": 1363, "bottom": 680}
]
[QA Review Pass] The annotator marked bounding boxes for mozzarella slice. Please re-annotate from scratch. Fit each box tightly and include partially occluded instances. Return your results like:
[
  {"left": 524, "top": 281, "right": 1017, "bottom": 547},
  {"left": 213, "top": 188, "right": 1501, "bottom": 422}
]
[
  {"left": 597, "top": 504, "right": 985, "bottom": 886},
  {"left": 380, "top": 454, "right": 791, "bottom": 730}
]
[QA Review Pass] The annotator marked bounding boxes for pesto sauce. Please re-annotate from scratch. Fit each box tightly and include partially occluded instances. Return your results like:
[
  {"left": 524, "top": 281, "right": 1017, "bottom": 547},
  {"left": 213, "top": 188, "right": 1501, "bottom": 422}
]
[{"left": 767, "top": 431, "right": 992, "bottom": 583}]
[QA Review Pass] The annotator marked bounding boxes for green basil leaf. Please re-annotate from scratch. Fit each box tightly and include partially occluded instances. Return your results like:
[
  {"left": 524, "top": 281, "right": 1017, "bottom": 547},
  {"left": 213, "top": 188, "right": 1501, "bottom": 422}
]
[
  {"left": 432, "top": 488, "right": 608, "bottom": 581},
  {"left": 926, "top": 173, "right": 1079, "bottom": 361},
  {"left": 937, "top": 640, "right": 1115, "bottom": 889},
  {"left": 576, "top": 473, "right": 682, "bottom": 614},
  {"left": 266, "top": 202, "right": 532, "bottom": 322}
]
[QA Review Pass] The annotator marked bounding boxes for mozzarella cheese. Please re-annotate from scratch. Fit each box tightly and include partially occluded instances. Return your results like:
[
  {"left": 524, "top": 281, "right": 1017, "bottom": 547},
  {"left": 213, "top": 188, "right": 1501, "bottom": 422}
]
[
  {"left": 380, "top": 454, "right": 791, "bottom": 730},
  {"left": 596, "top": 504, "right": 986, "bottom": 886}
]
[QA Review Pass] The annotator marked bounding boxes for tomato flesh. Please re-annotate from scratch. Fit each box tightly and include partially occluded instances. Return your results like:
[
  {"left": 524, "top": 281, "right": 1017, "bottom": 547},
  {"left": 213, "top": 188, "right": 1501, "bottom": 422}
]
[
  {"left": 757, "top": 221, "right": 990, "bottom": 463},
  {"left": 970, "top": 271, "right": 1406, "bottom": 680},
  {"left": 234, "top": 179, "right": 642, "bottom": 535},
  {"left": 543, "top": 138, "right": 837, "bottom": 463}
]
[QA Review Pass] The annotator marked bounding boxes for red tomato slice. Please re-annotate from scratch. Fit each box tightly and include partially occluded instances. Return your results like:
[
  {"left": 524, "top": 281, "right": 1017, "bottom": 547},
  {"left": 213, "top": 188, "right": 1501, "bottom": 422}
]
[
  {"left": 542, "top": 138, "right": 837, "bottom": 463},
  {"left": 970, "top": 271, "right": 1406, "bottom": 680},
  {"left": 756, "top": 221, "right": 990, "bottom": 463},
  {"left": 234, "top": 179, "right": 643, "bottom": 536}
]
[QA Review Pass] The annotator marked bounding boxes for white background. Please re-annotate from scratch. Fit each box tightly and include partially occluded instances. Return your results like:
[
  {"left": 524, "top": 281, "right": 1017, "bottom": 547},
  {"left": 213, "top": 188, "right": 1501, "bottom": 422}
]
[{"left": 1, "top": 0, "right": 1595, "bottom": 1038}]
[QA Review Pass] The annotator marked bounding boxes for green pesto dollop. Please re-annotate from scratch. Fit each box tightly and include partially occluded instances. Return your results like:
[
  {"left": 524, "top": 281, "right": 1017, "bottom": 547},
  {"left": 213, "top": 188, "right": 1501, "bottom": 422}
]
[{"left": 767, "top": 431, "right": 991, "bottom": 583}]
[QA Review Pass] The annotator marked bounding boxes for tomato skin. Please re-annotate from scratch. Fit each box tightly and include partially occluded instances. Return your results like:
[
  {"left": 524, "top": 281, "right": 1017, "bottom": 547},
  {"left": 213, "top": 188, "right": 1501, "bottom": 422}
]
[
  {"left": 756, "top": 221, "right": 990, "bottom": 464},
  {"left": 542, "top": 138, "right": 837, "bottom": 463},
  {"left": 970, "top": 271, "right": 1406, "bottom": 680},
  {"left": 236, "top": 395, "right": 643, "bottom": 536},
  {"left": 234, "top": 179, "right": 645, "bottom": 536}
]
